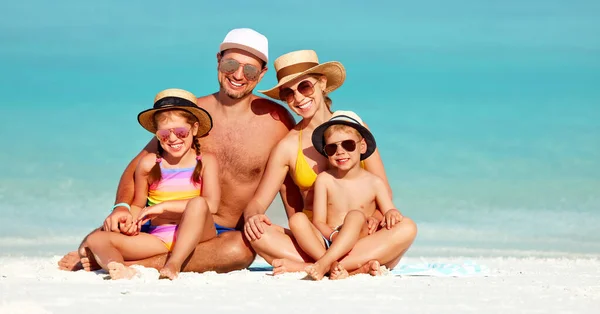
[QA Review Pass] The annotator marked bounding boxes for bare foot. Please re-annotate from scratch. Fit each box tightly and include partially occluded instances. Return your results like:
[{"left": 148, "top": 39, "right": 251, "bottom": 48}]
[
  {"left": 304, "top": 262, "right": 329, "bottom": 281},
  {"left": 81, "top": 247, "right": 101, "bottom": 272},
  {"left": 329, "top": 261, "right": 349, "bottom": 280},
  {"left": 272, "top": 258, "right": 310, "bottom": 275},
  {"left": 57, "top": 251, "right": 82, "bottom": 271},
  {"left": 367, "top": 260, "right": 383, "bottom": 276},
  {"left": 349, "top": 260, "right": 383, "bottom": 276},
  {"left": 158, "top": 262, "right": 180, "bottom": 280},
  {"left": 107, "top": 261, "right": 138, "bottom": 280}
]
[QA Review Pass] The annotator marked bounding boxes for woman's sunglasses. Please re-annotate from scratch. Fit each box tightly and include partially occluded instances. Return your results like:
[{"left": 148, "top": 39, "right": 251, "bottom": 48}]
[
  {"left": 323, "top": 140, "right": 359, "bottom": 157},
  {"left": 156, "top": 127, "right": 191, "bottom": 142},
  {"left": 218, "top": 59, "right": 262, "bottom": 81},
  {"left": 279, "top": 80, "right": 316, "bottom": 104}
]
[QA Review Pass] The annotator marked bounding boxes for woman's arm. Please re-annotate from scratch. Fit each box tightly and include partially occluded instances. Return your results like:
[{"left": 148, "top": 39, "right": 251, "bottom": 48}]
[{"left": 243, "top": 139, "right": 292, "bottom": 220}]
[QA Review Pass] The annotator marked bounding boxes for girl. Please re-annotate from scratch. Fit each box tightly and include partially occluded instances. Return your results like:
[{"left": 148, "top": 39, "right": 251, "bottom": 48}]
[{"left": 84, "top": 88, "right": 220, "bottom": 280}]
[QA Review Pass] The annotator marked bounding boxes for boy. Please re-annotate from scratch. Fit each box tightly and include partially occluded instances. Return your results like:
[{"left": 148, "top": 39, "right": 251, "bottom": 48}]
[{"left": 298, "top": 111, "right": 404, "bottom": 280}]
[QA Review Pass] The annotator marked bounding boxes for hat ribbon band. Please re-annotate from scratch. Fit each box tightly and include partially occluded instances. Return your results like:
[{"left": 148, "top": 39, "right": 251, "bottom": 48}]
[
  {"left": 154, "top": 96, "right": 197, "bottom": 109},
  {"left": 276, "top": 62, "right": 319, "bottom": 81}
]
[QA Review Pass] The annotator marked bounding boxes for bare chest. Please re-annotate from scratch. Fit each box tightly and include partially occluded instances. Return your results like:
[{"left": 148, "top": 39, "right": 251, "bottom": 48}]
[
  {"left": 200, "top": 123, "right": 274, "bottom": 182},
  {"left": 327, "top": 179, "right": 377, "bottom": 214}
]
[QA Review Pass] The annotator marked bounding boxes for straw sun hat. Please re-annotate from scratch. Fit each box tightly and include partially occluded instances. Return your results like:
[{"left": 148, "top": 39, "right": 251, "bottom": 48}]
[
  {"left": 137, "top": 88, "right": 213, "bottom": 137},
  {"left": 259, "top": 50, "right": 346, "bottom": 100}
]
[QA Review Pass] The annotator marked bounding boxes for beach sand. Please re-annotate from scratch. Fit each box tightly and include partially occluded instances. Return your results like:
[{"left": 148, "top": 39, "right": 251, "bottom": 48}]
[{"left": 0, "top": 256, "right": 598, "bottom": 314}]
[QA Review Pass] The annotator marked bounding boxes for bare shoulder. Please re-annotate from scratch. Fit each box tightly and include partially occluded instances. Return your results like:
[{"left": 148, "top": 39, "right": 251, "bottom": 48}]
[
  {"left": 315, "top": 170, "right": 334, "bottom": 185},
  {"left": 250, "top": 96, "right": 296, "bottom": 130},
  {"left": 138, "top": 153, "right": 158, "bottom": 172},
  {"left": 200, "top": 152, "right": 218, "bottom": 164},
  {"left": 196, "top": 93, "right": 218, "bottom": 110},
  {"left": 363, "top": 170, "right": 386, "bottom": 188}
]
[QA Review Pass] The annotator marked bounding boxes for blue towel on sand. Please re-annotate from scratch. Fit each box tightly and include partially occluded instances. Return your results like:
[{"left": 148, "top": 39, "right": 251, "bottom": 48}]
[{"left": 247, "top": 260, "right": 489, "bottom": 277}]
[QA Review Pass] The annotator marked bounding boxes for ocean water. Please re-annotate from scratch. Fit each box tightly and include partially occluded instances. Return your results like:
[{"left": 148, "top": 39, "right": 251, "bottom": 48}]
[{"left": 1, "top": 0, "right": 599, "bottom": 258}]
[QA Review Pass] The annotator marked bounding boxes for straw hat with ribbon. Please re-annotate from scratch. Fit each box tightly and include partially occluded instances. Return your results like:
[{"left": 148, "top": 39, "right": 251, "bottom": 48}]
[
  {"left": 137, "top": 88, "right": 213, "bottom": 137},
  {"left": 259, "top": 50, "right": 346, "bottom": 100}
]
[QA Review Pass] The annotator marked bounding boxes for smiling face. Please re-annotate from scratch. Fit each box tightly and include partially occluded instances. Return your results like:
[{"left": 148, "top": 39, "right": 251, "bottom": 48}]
[
  {"left": 217, "top": 48, "right": 266, "bottom": 99},
  {"left": 323, "top": 124, "right": 367, "bottom": 171},
  {"left": 153, "top": 110, "right": 199, "bottom": 159},
  {"left": 278, "top": 74, "right": 328, "bottom": 119}
]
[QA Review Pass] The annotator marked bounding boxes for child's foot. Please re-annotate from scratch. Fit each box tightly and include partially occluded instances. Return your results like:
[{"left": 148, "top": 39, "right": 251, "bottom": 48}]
[
  {"left": 349, "top": 260, "right": 383, "bottom": 276},
  {"left": 272, "top": 259, "right": 310, "bottom": 275},
  {"left": 57, "top": 251, "right": 82, "bottom": 271},
  {"left": 81, "top": 247, "right": 101, "bottom": 272},
  {"left": 107, "top": 262, "right": 138, "bottom": 280},
  {"left": 329, "top": 261, "right": 349, "bottom": 280},
  {"left": 367, "top": 260, "right": 383, "bottom": 276},
  {"left": 304, "top": 262, "right": 329, "bottom": 281},
  {"left": 158, "top": 262, "right": 180, "bottom": 280}
]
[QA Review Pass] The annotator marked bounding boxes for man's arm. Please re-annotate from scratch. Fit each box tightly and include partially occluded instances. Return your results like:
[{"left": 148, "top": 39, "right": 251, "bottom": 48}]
[
  {"left": 114, "top": 138, "right": 158, "bottom": 205},
  {"left": 103, "top": 138, "right": 157, "bottom": 233}
]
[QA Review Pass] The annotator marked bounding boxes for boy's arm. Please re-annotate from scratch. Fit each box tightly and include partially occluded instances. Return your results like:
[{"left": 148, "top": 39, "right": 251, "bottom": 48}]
[
  {"left": 374, "top": 178, "right": 404, "bottom": 229},
  {"left": 362, "top": 122, "right": 393, "bottom": 198},
  {"left": 312, "top": 174, "right": 335, "bottom": 241}
]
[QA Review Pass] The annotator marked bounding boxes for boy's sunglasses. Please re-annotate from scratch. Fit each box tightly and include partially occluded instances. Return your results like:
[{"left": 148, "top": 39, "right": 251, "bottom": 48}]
[
  {"left": 279, "top": 80, "right": 316, "bottom": 104},
  {"left": 156, "top": 127, "right": 190, "bottom": 142},
  {"left": 218, "top": 59, "right": 262, "bottom": 81},
  {"left": 323, "top": 140, "right": 359, "bottom": 157}
]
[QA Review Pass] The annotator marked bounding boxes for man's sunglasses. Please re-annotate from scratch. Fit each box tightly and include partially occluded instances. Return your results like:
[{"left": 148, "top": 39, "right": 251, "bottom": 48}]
[{"left": 218, "top": 59, "right": 262, "bottom": 81}]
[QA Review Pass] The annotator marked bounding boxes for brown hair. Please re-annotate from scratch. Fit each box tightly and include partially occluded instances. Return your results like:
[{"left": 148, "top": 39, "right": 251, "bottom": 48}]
[
  {"left": 148, "top": 109, "right": 203, "bottom": 185},
  {"left": 323, "top": 124, "right": 362, "bottom": 141},
  {"left": 310, "top": 74, "right": 333, "bottom": 112}
]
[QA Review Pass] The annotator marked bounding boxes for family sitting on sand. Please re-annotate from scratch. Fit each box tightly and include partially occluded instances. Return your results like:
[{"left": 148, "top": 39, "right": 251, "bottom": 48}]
[{"left": 58, "top": 28, "right": 418, "bottom": 280}]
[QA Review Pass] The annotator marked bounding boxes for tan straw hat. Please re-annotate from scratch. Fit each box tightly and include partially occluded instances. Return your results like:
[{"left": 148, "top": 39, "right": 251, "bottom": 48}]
[
  {"left": 137, "top": 88, "right": 213, "bottom": 137},
  {"left": 259, "top": 50, "right": 346, "bottom": 100}
]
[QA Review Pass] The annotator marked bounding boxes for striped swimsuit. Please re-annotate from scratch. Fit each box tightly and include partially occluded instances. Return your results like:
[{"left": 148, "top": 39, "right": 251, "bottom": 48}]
[{"left": 142, "top": 157, "right": 202, "bottom": 251}]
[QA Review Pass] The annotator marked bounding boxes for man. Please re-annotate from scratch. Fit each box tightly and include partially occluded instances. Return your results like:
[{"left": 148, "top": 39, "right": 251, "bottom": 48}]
[{"left": 58, "top": 28, "right": 298, "bottom": 273}]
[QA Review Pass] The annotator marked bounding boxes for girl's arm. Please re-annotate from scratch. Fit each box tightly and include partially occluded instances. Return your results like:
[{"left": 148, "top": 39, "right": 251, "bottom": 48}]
[
  {"left": 198, "top": 152, "right": 220, "bottom": 214},
  {"left": 312, "top": 174, "right": 335, "bottom": 241},
  {"left": 130, "top": 154, "right": 156, "bottom": 221},
  {"left": 362, "top": 122, "right": 393, "bottom": 199}
]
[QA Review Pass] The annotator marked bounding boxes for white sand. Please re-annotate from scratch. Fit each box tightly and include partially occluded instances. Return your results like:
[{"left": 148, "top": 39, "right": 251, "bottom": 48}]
[{"left": 0, "top": 256, "right": 599, "bottom": 314}]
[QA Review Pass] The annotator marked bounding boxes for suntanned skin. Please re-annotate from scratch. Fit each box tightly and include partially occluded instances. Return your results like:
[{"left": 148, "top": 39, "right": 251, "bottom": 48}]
[
  {"left": 243, "top": 73, "right": 418, "bottom": 276},
  {"left": 58, "top": 48, "right": 298, "bottom": 273}
]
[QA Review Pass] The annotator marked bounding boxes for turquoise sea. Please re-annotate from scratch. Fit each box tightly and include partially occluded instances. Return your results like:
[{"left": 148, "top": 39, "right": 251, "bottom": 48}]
[{"left": 1, "top": 0, "right": 599, "bottom": 257}]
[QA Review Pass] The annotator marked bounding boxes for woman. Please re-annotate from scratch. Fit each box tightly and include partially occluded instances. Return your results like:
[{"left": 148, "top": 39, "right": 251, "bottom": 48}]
[{"left": 243, "top": 50, "right": 417, "bottom": 276}]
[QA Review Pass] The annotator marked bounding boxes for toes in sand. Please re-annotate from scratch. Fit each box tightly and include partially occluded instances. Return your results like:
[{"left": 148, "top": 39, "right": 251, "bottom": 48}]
[
  {"left": 304, "top": 262, "right": 328, "bottom": 281},
  {"left": 272, "top": 258, "right": 310, "bottom": 276},
  {"left": 158, "top": 263, "right": 180, "bottom": 280},
  {"left": 329, "top": 261, "right": 349, "bottom": 280},
  {"left": 107, "top": 261, "right": 138, "bottom": 280},
  {"left": 57, "top": 251, "right": 82, "bottom": 271},
  {"left": 368, "top": 260, "right": 383, "bottom": 276}
]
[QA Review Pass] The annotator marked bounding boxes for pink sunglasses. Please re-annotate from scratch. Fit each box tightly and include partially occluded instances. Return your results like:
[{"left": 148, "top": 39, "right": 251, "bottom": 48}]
[{"left": 155, "top": 127, "right": 190, "bottom": 142}]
